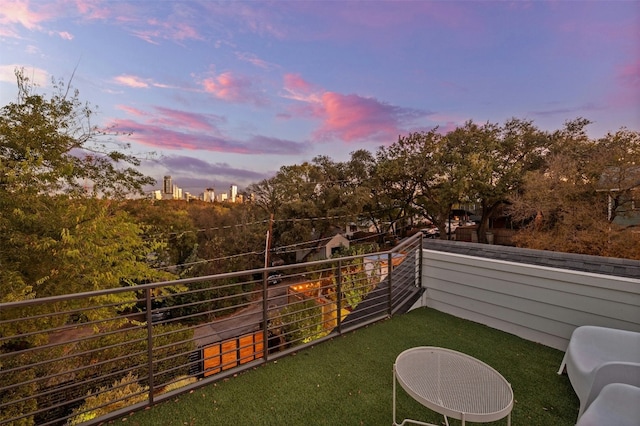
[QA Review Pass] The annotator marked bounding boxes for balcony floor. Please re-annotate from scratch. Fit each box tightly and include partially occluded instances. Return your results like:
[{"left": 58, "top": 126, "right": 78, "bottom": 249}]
[{"left": 125, "top": 307, "right": 579, "bottom": 426}]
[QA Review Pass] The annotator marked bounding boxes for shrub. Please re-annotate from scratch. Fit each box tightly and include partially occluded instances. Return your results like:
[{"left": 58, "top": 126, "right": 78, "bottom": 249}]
[{"left": 66, "top": 372, "right": 148, "bottom": 425}]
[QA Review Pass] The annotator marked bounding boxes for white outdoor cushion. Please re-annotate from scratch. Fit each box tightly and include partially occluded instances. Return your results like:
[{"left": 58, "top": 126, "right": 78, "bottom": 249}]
[
  {"left": 576, "top": 383, "right": 640, "bottom": 426},
  {"left": 558, "top": 325, "right": 640, "bottom": 418}
]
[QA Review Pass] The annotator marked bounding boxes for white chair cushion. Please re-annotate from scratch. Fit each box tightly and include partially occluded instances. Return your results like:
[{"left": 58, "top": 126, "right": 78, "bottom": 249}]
[
  {"left": 576, "top": 383, "right": 640, "bottom": 426},
  {"left": 560, "top": 325, "right": 640, "bottom": 417}
]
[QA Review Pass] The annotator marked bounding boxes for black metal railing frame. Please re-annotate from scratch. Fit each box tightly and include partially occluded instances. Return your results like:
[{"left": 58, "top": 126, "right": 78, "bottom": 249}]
[{"left": 0, "top": 234, "right": 423, "bottom": 426}]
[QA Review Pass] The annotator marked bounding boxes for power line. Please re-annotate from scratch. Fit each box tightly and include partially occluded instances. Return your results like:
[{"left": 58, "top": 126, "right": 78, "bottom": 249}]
[
  {"left": 150, "top": 230, "right": 389, "bottom": 271},
  {"left": 141, "top": 210, "right": 387, "bottom": 240},
  {"left": 153, "top": 250, "right": 265, "bottom": 271}
]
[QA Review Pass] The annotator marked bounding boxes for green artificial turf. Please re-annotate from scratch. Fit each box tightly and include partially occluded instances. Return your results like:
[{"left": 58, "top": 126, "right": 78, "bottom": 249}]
[{"left": 121, "top": 307, "right": 579, "bottom": 426}]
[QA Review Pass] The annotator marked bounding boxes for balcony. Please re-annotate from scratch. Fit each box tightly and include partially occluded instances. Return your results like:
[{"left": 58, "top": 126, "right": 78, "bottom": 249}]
[
  {"left": 126, "top": 306, "right": 581, "bottom": 425},
  {"left": 1, "top": 235, "right": 638, "bottom": 425}
]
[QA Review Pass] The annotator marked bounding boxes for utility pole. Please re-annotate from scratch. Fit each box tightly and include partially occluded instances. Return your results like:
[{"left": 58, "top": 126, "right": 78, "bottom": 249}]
[{"left": 264, "top": 213, "right": 274, "bottom": 268}]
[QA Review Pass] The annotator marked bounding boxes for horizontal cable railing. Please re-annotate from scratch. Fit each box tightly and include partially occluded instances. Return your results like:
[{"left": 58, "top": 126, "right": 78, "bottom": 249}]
[{"left": 0, "top": 234, "right": 422, "bottom": 426}]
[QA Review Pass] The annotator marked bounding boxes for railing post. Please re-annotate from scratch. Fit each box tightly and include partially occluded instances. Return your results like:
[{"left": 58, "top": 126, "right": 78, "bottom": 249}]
[
  {"left": 262, "top": 271, "right": 269, "bottom": 362},
  {"left": 336, "top": 259, "right": 343, "bottom": 334},
  {"left": 145, "top": 287, "right": 155, "bottom": 404},
  {"left": 388, "top": 252, "right": 393, "bottom": 316},
  {"left": 418, "top": 234, "right": 423, "bottom": 289}
]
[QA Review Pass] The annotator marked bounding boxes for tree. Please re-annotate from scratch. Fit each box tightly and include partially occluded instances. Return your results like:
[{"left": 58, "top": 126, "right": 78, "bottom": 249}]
[
  {"left": 368, "top": 138, "right": 422, "bottom": 238},
  {"left": 445, "top": 119, "right": 550, "bottom": 242},
  {"left": 509, "top": 120, "right": 640, "bottom": 258},
  {"left": 401, "top": 129, "right": 465, "bottom": 238},
  {"left": 593, "top": 128, "right": 640, "bottom": 224},
  {"left": 0, "top": 69, "right": 154, "bottom": 198},
  {"left": 250, "top": 155, "right": 372, "bottom": 258},
  {"left": 0, "top": 70, "right": 169, "bottom": 334}
]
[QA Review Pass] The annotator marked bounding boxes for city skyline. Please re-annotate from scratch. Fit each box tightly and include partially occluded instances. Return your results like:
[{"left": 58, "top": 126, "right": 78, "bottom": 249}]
[
  {"left": 154, "top": 175, "right": 243, "bottom": 202},
  {"left": 1, "top": 1, "right": 638, "bottom": 195}
]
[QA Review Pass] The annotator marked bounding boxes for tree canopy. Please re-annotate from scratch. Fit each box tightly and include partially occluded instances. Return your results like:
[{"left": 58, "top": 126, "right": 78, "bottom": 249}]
[
  {"left": 249, "top": 118, "right": 639, "bottom": 259},
  {"left": 2, "top": 66, "right": 639, "bottom": 313},
  {"left": 0, "top": 70, "right": 168, "bottom": 310}
]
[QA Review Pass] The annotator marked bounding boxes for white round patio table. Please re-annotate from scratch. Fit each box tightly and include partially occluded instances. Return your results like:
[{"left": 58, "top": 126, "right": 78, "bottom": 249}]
[{"left": 393, "top": 347, "right": 513, "bottom": 426}]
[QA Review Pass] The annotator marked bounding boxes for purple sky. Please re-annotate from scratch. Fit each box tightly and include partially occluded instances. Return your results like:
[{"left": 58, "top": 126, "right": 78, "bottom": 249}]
[{"left": 1, "top": 1, "right": 639, "bottom": 195}]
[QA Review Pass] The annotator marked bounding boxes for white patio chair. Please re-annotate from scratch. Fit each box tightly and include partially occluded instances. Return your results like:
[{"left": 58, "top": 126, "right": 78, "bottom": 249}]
[
  {"left": 557, "top": 325, "right": 640, "bottom": 419},
  {"left": 575, "top": 383, "right": 640, "bottom": 426}
]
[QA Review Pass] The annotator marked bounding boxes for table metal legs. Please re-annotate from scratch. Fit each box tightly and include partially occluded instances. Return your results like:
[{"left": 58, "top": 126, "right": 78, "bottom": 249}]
[{"left": 393, "top": 364, "right": 438, "bottom": 426}]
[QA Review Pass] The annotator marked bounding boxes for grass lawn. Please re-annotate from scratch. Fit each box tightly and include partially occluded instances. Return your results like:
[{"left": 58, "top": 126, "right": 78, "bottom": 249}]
[{"left": 121, "top": 307, "right": 579, "bottom": 426}]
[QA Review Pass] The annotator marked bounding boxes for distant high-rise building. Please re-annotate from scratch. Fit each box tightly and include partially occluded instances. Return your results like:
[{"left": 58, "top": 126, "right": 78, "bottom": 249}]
[
  {"left": 163, "top": 176, "right": 172, "bottom": 194},
  {"left": 204, "top": 187, "right": 215, "bottom": 202},
  {"left": 229, "top": 184, "right": 238, "bottom": 202},
  {"left": 219, "top": 193, "right": 228, "bottom": 202}
]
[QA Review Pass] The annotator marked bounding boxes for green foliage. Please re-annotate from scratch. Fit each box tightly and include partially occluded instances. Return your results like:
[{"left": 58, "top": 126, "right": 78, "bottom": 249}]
[
  {"left": 0, "top": 343, "right": 67, "bottom": 426},
  {"left": 275, "top": 300, "right": 326, "bottom": 344},
  {"left": 331, "top": 246, "right": 378, "bottom": 310},
  {"left": 165, "top": 278, "right": 253, "bottom": 323},
  {"left": 66, "top": 372, "right": 148, "bottom": 426},
  {"left": 509, "top": 120, "right": 640, "bottom": 258},
  {"left": 0, "top": 69, "right": 171, "bottom": 323},
  {"left": 1, "top": 319, "right": 195, "bottom": 426},
  {"left": 70, "top": 321, "right": 195, "bottom": 389},
  {"left": 121, "top": 200, "right": 199, "bottom": 270},
  {"left": 0, "top": 353, "right": 38, "bottom": 425},
  {"left": 0, "top": 69, "right": 154, "bottom": 197},
  {"left": 160, "top": 375, "right": 197, "bottom": 393},
  {"left": 0, "top": 198, "right": 173, "bottom": 346}
]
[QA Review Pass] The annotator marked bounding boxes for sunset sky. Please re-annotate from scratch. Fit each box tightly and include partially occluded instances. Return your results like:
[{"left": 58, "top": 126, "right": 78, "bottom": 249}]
[{"left": 1, "top": 1, "right": 639, "bottom": 194}]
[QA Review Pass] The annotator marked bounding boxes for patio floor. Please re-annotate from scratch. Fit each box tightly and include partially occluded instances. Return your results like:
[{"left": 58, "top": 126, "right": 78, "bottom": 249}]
[{"left": 123, "top": 307, "right": 579, "bottom": 426}]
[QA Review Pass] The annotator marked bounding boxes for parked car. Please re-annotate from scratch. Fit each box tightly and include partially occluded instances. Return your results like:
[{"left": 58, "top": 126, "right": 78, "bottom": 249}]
[
  {"left": 421, "top": 227, "right": 440, "bottom": 238},
  {"left": 151, "top": 308, "right": 171, "bottom": 323},
  {"left": 267, "top": 272, "right": 283, "bottom": 286}
]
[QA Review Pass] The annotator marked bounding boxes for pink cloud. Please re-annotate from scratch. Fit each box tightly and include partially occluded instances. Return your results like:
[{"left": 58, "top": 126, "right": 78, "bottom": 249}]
[
  {"left": 111, "top": 118, "right": 307, "bottom": 155},
  {"left": 110, "top": 118, "right": 250, "bottom": 153},
  {"left": 113, "top": 74, "right": 183, "bottom": 91},
  {"left": 110, "top": 106, "right": 308, "bottom": 155},
  {"left": 0, "top": 0, "right": 57, "bottom": 31},
  {"left": 114, "top": 74, "right": 150, "bottom": 88},
  {"left": 132, "top": 17, "right": 202, "bottom": 44},
  {"left": 282, "top": 73, "right": 321, "bottom": 102},
  {"left": 314, "top": 92, "right": 410, "bottom": 142},
  {"left": 258, "top": 2, "right": 483, "bottom": 48},
  {"left": 117, "top": 105, "right": 224, "bottom": 133},
  {"left": 612, "top": 59, "right": 640, "bottom": 108},
  {"left": 281, "top": 74, "right": 428, "bottom": 143},
  {"left": 74, "top": 0, "right": 115, "bottom": 20},
  {"left": 284, "top": 73, "right": 312, "bottom": 92},
  {"left": 202, "top": 71, "right": 268, "bottom": 106},
  {"left": 116, "top": 105, "right": 147, "bottom": 117},
  {"left": 0, "top": 64, "right": 47, "bottom": 85},
  {"left": 152, "top": 107, "right": 225, "bottom": 133},
  {"left": 618, "top": 60, "right": 640, "bottom": 91},
  {"left": 235, "top": 52, "right": 277, "bottom": 70}
]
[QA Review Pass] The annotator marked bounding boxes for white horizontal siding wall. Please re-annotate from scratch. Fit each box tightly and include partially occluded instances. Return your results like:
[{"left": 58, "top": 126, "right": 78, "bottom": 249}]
[{"left": 418, "top": 249, "right": 640, "bottom": 351}]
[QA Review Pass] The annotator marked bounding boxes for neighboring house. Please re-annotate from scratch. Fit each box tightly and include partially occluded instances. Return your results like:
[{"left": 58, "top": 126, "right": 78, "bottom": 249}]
[
  {"left": 345, "top": 220, "right": 378, "bottom": 238},
  {"left": 295, "top": 233, "right": 351, "bottom": 262},
  {"left": 597, "top": 166, "right": 640, "bottom": 228},
  {"left": 363, "top": 252, "right": 406, "bottom": 282}
]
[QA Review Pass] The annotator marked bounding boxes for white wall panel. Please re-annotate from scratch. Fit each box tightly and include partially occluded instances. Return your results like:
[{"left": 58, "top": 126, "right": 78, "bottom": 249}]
[{"left": 419, "top": 249, "right": 640, "bottom": 351}]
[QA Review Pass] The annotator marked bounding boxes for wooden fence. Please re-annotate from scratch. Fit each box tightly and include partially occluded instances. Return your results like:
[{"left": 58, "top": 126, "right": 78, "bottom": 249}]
[{"left": 203, "top": 331, "right": 264, "bottom": 377}]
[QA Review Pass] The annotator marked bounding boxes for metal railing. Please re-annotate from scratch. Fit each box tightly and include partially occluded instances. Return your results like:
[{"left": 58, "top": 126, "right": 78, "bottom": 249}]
[{"left": 0, "top": 234, "right": 423, "bottom": 426}]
